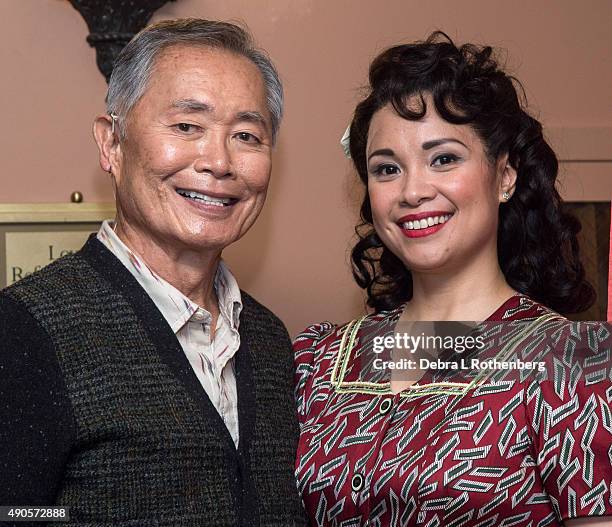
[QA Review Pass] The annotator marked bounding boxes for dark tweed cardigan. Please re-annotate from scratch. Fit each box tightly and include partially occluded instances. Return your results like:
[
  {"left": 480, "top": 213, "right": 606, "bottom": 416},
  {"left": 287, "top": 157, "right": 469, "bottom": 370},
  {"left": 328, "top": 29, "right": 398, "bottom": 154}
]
[{"left": 0, "top": 236, "right": 306, "bottom": 526}]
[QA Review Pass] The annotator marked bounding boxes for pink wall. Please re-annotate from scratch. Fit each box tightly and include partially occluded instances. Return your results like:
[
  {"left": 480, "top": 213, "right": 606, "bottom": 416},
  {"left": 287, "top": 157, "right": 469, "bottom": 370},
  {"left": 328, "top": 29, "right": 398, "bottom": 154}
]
[
  {"left": 1, "top": 0, "right": 611, "bottom": 335},
  {"left": 609, "top": 205, "right": 612, "bottom": 321}
]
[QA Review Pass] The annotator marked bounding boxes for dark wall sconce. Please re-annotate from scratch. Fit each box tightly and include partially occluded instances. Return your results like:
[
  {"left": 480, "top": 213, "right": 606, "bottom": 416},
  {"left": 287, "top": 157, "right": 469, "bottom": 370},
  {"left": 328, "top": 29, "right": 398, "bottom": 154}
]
[{"left": 68, "top": 0, "right": 177, "bottom": 83}]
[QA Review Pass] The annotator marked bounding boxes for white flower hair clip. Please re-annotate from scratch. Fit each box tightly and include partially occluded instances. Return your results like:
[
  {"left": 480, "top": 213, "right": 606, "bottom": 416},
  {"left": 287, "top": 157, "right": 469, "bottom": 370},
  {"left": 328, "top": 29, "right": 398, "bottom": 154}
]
[{"left": 340, "top": 124, "right": 351, "bottom": 159}]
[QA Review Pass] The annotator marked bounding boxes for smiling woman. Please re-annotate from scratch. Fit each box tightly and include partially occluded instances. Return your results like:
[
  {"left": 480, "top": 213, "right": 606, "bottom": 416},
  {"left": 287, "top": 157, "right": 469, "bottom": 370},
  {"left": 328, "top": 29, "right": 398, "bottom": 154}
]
[
  {"left": 348, "top": 33, "right": 594, "bottom": 318},
  {"left": 294, "top": 31, "right": 611, "bottom": 527}
]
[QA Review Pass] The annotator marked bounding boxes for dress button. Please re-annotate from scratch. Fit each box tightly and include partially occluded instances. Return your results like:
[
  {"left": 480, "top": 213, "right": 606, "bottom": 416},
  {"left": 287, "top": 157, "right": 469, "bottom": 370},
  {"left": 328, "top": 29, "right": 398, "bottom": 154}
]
[
  {"left": 379, "top": 398, "right": 393, "bottom": 415},
  {"left": 351, "top": 472, "right": 364, "bottom": 492}
]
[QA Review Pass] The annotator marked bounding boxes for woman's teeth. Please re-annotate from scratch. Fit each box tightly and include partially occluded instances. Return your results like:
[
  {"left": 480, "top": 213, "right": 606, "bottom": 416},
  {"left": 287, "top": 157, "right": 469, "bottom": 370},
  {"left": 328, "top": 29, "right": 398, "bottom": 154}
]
[
  {"left": 401, "top": 214, "right": 452, "bottom": 230},
  {"left": 177, "top": 189, "right": 233, "bottom": 207}
]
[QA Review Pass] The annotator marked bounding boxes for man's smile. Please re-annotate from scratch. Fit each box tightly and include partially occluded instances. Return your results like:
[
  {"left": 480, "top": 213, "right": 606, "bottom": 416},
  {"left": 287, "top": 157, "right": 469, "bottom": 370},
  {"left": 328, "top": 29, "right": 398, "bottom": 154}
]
[{"left": 176, "top": 188, "right": 240, "bottom": 207}]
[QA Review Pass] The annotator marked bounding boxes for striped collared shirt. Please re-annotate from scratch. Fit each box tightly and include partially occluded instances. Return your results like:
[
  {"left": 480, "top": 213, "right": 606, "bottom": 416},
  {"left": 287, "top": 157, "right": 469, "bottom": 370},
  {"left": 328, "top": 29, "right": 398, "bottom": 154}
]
[{"left": 97, "top": 220, "right": 242, "bottom": 447}]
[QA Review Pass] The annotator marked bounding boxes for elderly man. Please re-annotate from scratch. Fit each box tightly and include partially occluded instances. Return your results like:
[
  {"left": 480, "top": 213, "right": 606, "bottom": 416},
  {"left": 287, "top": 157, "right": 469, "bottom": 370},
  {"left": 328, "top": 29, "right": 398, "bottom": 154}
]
[{"left": 0, "top": 19, "right": 305, "bottom": 526}]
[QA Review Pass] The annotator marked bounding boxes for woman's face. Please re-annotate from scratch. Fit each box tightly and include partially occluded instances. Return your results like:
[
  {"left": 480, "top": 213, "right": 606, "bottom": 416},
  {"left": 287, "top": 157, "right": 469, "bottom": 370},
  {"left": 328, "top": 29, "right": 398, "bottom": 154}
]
[{"left": 366, "top": 98, "right": 514, "bottom": 275}]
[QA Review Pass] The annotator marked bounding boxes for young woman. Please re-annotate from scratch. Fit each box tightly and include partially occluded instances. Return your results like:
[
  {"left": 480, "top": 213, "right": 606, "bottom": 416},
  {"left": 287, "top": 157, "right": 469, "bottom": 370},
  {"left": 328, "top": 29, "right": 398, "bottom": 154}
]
[{"left": 295, "top": 33, "right": 611, "bottom": 526}]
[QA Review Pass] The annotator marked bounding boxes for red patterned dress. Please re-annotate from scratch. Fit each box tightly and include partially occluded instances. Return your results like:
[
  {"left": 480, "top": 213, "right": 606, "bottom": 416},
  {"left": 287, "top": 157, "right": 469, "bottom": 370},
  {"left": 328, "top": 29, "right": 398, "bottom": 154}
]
[{"left": 294, "top": 295, "right": 612, "bottom": 526}]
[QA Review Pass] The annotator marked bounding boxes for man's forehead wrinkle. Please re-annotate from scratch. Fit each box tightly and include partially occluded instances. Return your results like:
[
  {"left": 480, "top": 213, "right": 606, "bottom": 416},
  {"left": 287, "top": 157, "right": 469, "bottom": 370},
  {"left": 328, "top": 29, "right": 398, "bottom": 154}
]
[
  {"left": 167, "top": 101, "right": 267, "bottom": 123},
  {"left": 155, "top": 42, "right": 217, "bottom": 66}
]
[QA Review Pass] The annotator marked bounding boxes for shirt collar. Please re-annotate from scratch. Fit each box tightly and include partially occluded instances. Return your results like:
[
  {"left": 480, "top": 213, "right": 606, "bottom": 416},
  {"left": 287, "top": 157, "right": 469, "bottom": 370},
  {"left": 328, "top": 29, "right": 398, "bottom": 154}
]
[{"left": 97, "top": 220, "right": 242, "bottom": 333}]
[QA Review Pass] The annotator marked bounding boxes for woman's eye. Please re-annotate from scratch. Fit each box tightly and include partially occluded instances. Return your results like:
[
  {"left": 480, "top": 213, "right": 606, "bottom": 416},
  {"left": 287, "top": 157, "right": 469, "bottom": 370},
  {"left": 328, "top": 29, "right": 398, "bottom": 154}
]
[
  {"left": 373, "top": 164, "right": 400, "bottom": 176},
  {"left": 236, "top": 132, "right": 261, "bottom": 144},
  {"left": 431, "top": 154, "right": 459, "bottom": 166}
]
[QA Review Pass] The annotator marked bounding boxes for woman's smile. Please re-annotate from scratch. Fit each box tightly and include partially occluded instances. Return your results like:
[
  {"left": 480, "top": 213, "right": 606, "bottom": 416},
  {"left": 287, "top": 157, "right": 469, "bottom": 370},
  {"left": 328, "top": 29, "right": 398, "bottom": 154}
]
[{"left": 397, "top": 211, "right": 454, "bottom": 238}]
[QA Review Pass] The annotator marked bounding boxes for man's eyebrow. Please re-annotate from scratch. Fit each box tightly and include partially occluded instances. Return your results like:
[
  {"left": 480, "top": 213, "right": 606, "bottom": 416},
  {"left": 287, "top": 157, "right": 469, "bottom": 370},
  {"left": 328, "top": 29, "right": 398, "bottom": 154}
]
[
  {"left": 367, "top": 148, "right": 395, "bottom": 162},
  {"left": 170, "top": 99, "right": 213, "bottom": 113},
  {"left": 422, "top": 138, "right": 468, "bottom": 150},
  {"left": 169, "top": 103, "right": 268, "bottom": 130},
  {"left": 235, "top": 111, "right": 269, "bottom": 130}
]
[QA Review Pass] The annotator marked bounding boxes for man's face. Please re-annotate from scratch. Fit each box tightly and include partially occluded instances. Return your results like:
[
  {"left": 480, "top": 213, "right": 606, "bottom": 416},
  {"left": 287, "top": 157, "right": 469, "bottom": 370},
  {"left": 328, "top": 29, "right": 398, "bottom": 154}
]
[{"left": 112, "top": 45, "right": 273, "bottom": 253}]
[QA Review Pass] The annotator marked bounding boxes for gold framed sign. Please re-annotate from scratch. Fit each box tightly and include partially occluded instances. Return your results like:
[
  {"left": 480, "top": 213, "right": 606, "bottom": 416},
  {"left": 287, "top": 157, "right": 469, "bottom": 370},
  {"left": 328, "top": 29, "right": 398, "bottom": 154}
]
[{"left": 0, "top": 203, "right": 115, "bottom": 288}]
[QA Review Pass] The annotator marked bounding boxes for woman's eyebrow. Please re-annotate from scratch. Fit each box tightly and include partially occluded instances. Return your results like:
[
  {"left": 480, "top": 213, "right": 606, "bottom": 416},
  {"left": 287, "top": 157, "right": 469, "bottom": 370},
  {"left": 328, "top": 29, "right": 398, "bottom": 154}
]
[
  {"left": 422, "top": 138, "right": 468, "bottom": 150},
  {"left": 367, "top": 148, "right": 395, "bottom": 162}
]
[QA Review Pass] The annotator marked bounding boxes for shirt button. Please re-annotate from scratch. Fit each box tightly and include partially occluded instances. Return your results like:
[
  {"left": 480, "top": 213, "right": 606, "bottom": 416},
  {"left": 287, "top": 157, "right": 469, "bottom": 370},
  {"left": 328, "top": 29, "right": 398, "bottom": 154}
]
[
  {"left": 192, "top": 309, "right": 208, "bottom": 322},
  {"left": 351, "top": 472, "right": 364, "bottom": 492},
  {"left": 379, "top": 398, "right": 393, "bottom": 415}
]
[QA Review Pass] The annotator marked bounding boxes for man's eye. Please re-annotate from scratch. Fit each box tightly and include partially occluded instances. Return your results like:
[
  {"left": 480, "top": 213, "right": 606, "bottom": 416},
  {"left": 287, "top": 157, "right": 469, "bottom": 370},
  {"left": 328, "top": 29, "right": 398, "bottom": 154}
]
[
  {"left": 176, "top": 123, "right": 198, "bottom": 133},
  {"left": 236, "top": 132, "right": 261, "bottom": 143},
  {"left": 431, "top": 154, "right": 460, "bottom": 166}
]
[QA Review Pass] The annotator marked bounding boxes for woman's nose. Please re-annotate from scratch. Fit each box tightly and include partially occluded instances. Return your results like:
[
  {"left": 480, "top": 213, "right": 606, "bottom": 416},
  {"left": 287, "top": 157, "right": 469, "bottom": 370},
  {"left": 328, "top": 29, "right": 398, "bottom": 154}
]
[{"left": 398, "top": 169, "right": 436, "bottom": 207}]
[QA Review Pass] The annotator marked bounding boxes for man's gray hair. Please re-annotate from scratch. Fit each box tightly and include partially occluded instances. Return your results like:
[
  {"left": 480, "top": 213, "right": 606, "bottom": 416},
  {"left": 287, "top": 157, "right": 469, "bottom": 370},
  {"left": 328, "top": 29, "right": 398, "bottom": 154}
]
[{"left": 106, "top": 18, "right": 283, "bottom": 142}]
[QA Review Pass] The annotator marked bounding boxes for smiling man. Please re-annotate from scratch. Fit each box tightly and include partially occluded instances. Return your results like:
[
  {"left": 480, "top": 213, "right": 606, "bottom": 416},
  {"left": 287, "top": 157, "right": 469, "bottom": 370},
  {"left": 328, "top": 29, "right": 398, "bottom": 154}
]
[{"left": 0, "top": 19, "right": 305, "bottom": 526}]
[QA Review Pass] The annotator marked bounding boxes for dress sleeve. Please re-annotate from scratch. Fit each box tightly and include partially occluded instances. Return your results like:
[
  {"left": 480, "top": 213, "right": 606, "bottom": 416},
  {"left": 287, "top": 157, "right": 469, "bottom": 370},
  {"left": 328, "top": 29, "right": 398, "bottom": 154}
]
[
  {"left": 0, "top": 294, "right": 76, "bottom": 506},
  {"left": 293, "top": 322, "right": 335, "bottom": 426},
  {"left": 524, "top": 322, "right": 612, "bottom": 521}
]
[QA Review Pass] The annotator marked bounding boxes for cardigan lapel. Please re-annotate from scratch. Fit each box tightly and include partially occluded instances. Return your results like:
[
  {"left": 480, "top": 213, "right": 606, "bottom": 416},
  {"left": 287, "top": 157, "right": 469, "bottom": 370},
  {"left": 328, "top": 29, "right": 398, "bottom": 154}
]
[
  {"left": 235, "top": 332, "right": 256, "bottom": 453},
  {"left": 78, "top": 235, "right": 245, "bottom": 454}
]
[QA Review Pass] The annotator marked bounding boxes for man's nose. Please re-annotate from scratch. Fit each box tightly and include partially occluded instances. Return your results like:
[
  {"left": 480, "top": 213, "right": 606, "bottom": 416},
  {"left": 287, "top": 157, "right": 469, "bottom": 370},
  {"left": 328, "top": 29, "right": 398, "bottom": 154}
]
[
  {"left": 193, "top": 133, "right": 233, "bottom": 178},
  {"left": 399, "top": 168, "right": 436, "bottom": 207}
]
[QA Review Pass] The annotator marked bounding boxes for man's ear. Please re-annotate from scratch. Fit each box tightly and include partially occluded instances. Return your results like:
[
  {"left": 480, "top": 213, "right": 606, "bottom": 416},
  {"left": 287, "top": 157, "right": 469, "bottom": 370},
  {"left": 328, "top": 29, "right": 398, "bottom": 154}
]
[
  {"left": 92, "top": 115, "right": 122, "bottom": 183},
  {"left": 497, "top": 153, "right": 517, "bottom": 202}
]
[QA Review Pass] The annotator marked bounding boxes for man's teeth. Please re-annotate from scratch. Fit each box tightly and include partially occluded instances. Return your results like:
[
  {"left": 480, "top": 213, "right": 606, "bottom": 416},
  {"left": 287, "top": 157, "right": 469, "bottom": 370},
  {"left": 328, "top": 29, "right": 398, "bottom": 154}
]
[
  {"left": 177, "top": 190, "right": 232, "bottom": 207},
  {"left": 401, "top": 214, "right": 452, "bottom": 230}
]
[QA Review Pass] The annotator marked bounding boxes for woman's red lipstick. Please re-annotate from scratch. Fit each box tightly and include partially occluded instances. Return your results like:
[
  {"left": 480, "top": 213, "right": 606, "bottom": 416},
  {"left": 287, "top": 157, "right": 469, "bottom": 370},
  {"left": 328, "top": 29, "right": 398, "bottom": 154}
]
[{"left": 397, "top": 211, "right": 453, "bottom": 238}]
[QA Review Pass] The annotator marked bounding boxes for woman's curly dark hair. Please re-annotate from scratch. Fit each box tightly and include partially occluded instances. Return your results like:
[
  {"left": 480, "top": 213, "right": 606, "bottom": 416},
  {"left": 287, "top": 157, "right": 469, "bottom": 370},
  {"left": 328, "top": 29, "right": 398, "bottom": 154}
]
[{"left": 349, "top": 31, "right": 594, "bottom": 314}]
